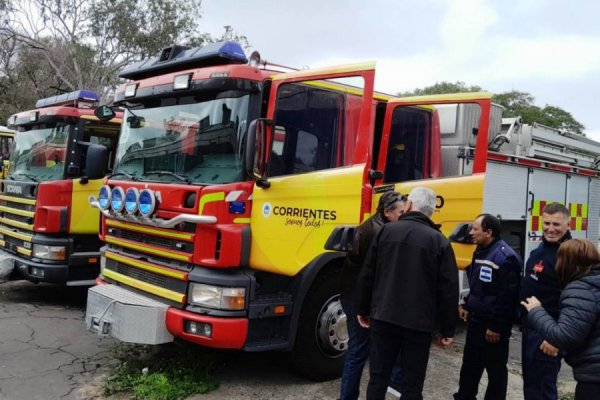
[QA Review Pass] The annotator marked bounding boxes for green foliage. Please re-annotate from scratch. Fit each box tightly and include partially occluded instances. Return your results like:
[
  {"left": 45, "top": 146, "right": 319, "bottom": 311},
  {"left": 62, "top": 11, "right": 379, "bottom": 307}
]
[
  {"left": 399, "top": 82, "right": 585, "bottom": 135},
  {"left": 492, "top": 91, "right": 585, "bottom": 135},
  {"left": 398, "top": 81, "right": 483, "bottom": 97},
  {"left": 104, "top": 343, "right": 218, "bottom": 400}
]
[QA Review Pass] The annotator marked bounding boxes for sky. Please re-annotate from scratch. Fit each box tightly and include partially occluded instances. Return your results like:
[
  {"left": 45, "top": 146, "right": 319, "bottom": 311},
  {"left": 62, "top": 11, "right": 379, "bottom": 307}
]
[{"left": 201, "top": 0, "right": 600, "bottom": 139}]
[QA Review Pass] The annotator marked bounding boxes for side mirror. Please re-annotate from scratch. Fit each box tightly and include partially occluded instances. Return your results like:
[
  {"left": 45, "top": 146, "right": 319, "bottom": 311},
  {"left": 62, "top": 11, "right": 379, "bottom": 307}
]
[
  {"left": 246, "top": 118, "right": 272, "bottom": 188},
  {"left": 324, "top": 226, "right": 358, "bottom": 252},
  {"left": 85, "top": 143, "right": 108, "bottom": 180},
  {"left": 448, "top": 222, "right": 474, "bottom": 244},
  {"left": 94, "top": 105, "right": 116, "bottom": 121}
]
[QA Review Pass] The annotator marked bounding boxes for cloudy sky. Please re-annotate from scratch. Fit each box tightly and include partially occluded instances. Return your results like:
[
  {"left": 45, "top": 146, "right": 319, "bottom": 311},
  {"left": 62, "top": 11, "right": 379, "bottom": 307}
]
[{"left": 202, "top": 0, "right": 600, "bottom": 139}]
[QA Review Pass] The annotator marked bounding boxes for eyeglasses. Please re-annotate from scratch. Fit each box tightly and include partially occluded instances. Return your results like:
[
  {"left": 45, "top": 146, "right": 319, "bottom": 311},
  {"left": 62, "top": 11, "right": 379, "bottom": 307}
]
[{"left": 384, "top": 195, "right": 407, "bottom": 209}]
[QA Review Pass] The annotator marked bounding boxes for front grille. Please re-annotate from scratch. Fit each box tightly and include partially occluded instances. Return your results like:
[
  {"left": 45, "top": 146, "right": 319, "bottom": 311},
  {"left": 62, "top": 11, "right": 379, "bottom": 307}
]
[
  {"left": 3, "top": 214, "right": 33, "bottom": 225},
  {"left": 115, "top": 263, "right": 169, "bottom": 287},
  {"left": 4, "top": 235, "right": 23, "bottom": 247},
  {"left": 0, "top": 201, "right": 33, "bottom": 212},
  {"left": 105, "top": 257, "right": 188, "bottom": 300},
  {"left": 107, "top": 226, "right": 194, "bottom": 254}
]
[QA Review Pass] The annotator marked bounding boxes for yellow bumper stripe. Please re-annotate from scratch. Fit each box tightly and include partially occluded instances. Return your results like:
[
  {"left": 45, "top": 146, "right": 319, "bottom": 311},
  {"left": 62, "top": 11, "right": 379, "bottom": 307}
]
[
  {"left": 105, "top": 251, "right": 188, "bottom": 280},
  {"left": 105, "top": 236, "right": 191, "bottom": 262},
  {"left": 0, "top": 206, "right": 34, "bottom": 218},
  {"left": 0, "top": 226, "right": 32, "bottom": 242},
  {"left": 0, "top": 217, "right": 33, "bottom": 231},
  {"left": 106, "top": 219, "right": 193, "bottom": 241},
  {"left": 0, "top": 195, "right": 36, "bottom": 205},
  {"left": 17, "top": 247, "right": 31, "bottom": 256},
  {"left": 103, "top": 268, "right": 185, "bottom": 303}
]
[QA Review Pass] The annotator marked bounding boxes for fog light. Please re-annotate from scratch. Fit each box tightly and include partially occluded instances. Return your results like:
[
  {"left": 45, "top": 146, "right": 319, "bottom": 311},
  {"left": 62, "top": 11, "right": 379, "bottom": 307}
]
[
  {"left": 184, "top": 321, "right": 212, "bottom": 337},
  {"left": 30, "top": 266, "right": 45, "bottom": 277}
]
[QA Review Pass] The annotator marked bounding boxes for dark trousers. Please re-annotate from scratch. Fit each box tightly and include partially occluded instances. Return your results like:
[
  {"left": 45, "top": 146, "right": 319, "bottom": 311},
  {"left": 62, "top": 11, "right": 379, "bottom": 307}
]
[
  {"left": 454, "top": 320, "right": 509, "bottom": 400},
  {"left": 575, "top": 381, "right": 600, "bottom": 400},
  {"left": 366, "top": 319, "right": 431, "bottom": 400},
  {"left": 339, "top": 299, "right": 402, "bottom": 400},
  {"left": 522, "top": 328, "right": 562, "bottom": 400}
]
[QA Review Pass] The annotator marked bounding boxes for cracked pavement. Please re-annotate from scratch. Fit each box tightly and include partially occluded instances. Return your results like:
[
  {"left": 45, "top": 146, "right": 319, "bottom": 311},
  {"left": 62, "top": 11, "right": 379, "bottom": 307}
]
[{"left": 0, "top": 281, "right": 117, "bottom": 400}]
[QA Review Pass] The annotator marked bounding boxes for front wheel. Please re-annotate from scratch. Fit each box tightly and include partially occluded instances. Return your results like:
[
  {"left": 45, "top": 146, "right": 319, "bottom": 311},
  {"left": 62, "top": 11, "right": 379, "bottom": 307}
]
[{"left": 291, "top": 272, "right": 347, "bottom": 381}]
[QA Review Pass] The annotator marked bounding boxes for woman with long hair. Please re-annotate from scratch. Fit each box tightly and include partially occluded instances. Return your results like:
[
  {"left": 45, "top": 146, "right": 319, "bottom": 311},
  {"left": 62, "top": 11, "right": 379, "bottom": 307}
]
[{"left": 521, "top": 238, "right": 600, "bottom": 399}]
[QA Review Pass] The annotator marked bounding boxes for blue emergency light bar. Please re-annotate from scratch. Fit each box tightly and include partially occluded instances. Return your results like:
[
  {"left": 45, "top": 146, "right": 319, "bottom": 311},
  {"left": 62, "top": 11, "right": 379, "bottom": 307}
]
[
  {"left": 35, "top": 90, "right": 100, "bottom": 108},
  {"left": 119, "top": 41, "right": 248, "bottom": 80}
]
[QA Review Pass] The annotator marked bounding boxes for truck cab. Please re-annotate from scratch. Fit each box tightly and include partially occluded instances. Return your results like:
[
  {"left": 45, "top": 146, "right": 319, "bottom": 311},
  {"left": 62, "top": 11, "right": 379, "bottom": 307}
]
[{"left": 0, "top": 90, "right": 121, "bottom": 285}]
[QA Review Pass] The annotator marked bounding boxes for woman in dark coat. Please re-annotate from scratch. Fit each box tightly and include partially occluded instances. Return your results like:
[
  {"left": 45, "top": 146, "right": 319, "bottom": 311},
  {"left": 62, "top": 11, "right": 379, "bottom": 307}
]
[{"left": 521, "top": 238, "right": 600, "bottom": 399}]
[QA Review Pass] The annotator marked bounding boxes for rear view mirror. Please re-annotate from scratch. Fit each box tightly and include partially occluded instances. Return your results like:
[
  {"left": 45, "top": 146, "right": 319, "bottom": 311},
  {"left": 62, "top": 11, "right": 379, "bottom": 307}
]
[
  {"left": 324, "top": 226, "right": 358, "bottom": 252},
  {"left": 246, "top": 118, "right": 273, "bottom": 188},
  {"left": 85, "top": 143, "right": 108, "bottom": 180},
  {"left": 94, "top": 105, "right": 116, "bottom": 121},
  {"left": 448, "top": 222, "right": 473, "bottom": 244}
]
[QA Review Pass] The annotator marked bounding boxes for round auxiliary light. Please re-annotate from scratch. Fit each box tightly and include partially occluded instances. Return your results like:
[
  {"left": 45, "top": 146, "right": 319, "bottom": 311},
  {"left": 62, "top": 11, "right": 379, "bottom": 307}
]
[
  {"left": 98, "top": 185, "right": 111, "bottom": 210},
  {"left": 124, "top": 188, "right": 139, "bottom": 214},
  {"left": 110, "top": 187, "right": 125, "bottom": 212},
  {"left": 138, "top": 189, "right": 156, "bottom": 217}
]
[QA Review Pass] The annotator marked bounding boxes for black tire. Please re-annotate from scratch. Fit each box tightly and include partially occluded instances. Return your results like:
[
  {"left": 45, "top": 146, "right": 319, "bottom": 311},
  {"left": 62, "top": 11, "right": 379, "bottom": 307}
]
[{"left": 291, "top": 270, "right": 347, "bottom": 381}]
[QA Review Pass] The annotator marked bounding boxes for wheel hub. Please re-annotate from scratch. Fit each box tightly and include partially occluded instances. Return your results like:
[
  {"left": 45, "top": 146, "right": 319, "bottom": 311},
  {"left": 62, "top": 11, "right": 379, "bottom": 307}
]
[{"left": 317, "top": 295, "right": 348, "bottom": 355}]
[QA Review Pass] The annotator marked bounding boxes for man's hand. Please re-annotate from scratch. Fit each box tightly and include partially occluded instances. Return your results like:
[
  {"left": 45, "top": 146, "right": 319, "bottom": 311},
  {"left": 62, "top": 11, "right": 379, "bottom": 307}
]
[
  {"left": 357, "top": 315, "right": 370, "bottom": 328},
  {"left": 458, "top": 305, "right": 469, "bottom": 322},
  {"left": 485, "top": 329, "right": 501, "bottom": 343},
  {"left": 540, "top": 340, "right": 560, "bottom": 357},
  {"left": 437, "top": 337, "right": 453, "bottom": 347},
  {"left": 520, "top": 296, "right": 542, "bottom": 312}
]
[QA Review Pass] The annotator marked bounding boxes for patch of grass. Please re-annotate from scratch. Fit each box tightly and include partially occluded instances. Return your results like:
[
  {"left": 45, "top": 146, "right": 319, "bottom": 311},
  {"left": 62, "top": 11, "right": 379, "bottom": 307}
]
[{"left": 104, "top": 343, "right": 218, "bottom": 400}]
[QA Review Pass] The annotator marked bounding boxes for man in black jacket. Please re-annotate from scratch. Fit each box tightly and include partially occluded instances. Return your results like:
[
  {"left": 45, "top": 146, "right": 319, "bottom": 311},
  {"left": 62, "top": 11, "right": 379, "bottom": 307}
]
[
  {"left": 357, "top": 186, "right": 458, "bottom": 400},
  {"left": 519, "top": 202, "right": 571, "bottom": 400},
  {"left": 454, "top": 214, "right": 522, "bottom": 400}
]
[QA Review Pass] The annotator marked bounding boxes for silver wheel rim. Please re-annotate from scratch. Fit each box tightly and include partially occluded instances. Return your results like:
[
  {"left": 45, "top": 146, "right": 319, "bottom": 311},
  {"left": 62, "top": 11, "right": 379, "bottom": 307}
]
[{"left": 316, "top": 294, "right": 348, "bottom": 356}]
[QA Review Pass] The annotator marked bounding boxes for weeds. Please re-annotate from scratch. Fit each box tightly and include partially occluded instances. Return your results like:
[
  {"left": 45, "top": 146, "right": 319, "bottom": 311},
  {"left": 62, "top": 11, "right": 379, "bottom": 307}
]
[{"left": 103, "top": 343, "right": 218, "bottom": 400}]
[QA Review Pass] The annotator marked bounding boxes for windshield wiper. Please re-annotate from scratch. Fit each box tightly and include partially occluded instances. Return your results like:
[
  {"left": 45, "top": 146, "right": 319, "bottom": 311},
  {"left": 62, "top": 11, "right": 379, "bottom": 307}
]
[
  {"left": 107, "top": 171, "right": 138, "bottom": 181},
  {"left": 11, "top": 172, "right": 39, "bottom": 182},
  {"left": 145, "top": 170, "right": 191, "bottom": 184}
]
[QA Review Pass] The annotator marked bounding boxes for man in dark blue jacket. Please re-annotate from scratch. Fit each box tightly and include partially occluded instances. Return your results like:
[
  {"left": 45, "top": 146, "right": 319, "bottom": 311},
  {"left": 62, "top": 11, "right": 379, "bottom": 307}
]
[
  {"left": 520, "top": 202, "right": 571, "bottom": 400},
  {"left": 454, "top": 214, "right": 522, "bottom": 400}
]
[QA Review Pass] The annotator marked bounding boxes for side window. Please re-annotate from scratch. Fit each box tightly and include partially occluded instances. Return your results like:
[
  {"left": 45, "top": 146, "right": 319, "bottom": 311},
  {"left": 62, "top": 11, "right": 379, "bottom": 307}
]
[
  {"left": 82, "top": 123, "right": 119, "bottom": 174},
  {"left": 384, "top": 107, "right": 429, "bottom": 183},
  {"left": 269, "top": 83, "right": 344, "bottom": 177}
]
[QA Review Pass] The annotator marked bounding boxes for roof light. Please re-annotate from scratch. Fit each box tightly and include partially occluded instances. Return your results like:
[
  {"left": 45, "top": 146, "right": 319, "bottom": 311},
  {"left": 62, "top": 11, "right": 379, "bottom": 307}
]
[
  {"left": 29, "top": 112, "right": 38, "bottom": 122},
  {"left": 124, "top": 84, "right": 138, "bottom": 98},
  {"left": 248, "top": 51, "right": 261, "bottom": 67},
  {"left": 173, "top": 74, "right": 191, "bottom": 90},
  {"left": 209, "top": 71, "right": 230, "bottom": 78},
  {"left": 35, "top": 90, "right": 99, "bottom": 108},
  {"left": 119, "top": 41, "right": 248, "bottom": 80}
]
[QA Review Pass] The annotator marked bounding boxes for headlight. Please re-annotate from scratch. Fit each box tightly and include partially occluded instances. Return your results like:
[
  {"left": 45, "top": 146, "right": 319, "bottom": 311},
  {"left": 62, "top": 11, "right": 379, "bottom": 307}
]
[
  {"left": 189, "top": 283, "right": 246, "bottom": 310},
  {"left": 138, "top": 189, "right": 156, "bottom": 217},
  {"left": 98, "top": 185, "right": 111, "bottom": 210},
  {"left": 32, "top": 244, "right": 66, "bottom": 260},
  {"left": 124, "top": 187, "right": 139, "bottom": 214},
  {"left": 110, "top": 186, "right": 125, "bottom": 212}
]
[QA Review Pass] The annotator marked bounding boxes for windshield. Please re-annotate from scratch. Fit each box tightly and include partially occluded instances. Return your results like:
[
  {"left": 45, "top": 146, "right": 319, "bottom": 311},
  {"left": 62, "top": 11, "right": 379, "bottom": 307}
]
[
  {"left": 9, "top": 122, "right": 69, "bottom": 182},
  {"left": 113, "top": 93, "right": 250, "bottom": 184}
]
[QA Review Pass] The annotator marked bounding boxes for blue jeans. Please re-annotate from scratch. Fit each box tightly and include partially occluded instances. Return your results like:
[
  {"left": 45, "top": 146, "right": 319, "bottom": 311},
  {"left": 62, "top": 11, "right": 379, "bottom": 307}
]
[
  {"left": 340, "top": 298, "right": 402, "bottom": 400},
  {"left": 522, "top": 328, "right": 562, "bottom": 400}
]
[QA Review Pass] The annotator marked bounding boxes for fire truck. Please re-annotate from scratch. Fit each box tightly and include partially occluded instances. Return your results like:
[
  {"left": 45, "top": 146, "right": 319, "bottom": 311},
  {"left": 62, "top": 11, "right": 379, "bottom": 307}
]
[
  {"left": 0, "top": 91, "right": 122, "bottom": 285},
  {"left": 85, "top": 41, "right": 600, "bottom": 380}
]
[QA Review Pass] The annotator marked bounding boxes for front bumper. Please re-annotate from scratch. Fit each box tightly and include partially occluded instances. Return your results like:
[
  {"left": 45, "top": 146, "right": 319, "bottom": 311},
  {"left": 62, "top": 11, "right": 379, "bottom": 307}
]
[
  {"left": 87, "top": 282, "right": 248, "bottom": 349},
  {"left": 5, "top": 249, "right": 100, "bottom": 285}
]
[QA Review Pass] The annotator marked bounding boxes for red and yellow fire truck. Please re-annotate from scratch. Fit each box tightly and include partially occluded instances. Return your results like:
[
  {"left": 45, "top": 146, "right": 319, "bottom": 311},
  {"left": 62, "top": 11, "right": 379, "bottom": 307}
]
[
  {"left": 0, "top": 91, "right": 121, "bottom": 285},
  {"left": 0, "top": 126, "right": 15, "bottom": 179},
  {"left": 85, "top": 41, "right": 600, "bottom": 380}
]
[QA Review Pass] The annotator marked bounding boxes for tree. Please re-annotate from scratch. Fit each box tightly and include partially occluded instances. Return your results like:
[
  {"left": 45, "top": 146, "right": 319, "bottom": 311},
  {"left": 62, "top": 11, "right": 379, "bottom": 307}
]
[
  {"left": 0, "top": 0, "right": 249, "bottom": 123},
  {"left": 398, "top": 81, "right": 482, "bottom": 97},
  {"left": 399, "top": 82, "right": 585, "bottom": 135}
]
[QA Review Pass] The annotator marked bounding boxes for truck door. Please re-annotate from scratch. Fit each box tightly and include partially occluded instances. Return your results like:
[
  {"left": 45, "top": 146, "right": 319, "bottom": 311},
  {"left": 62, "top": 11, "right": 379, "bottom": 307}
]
[
  {"left": 249, "top": 63, "right": 375, "bottom": 276},
  {"left": 374, "top": 94, "right": 492, "bottom": 269}
]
